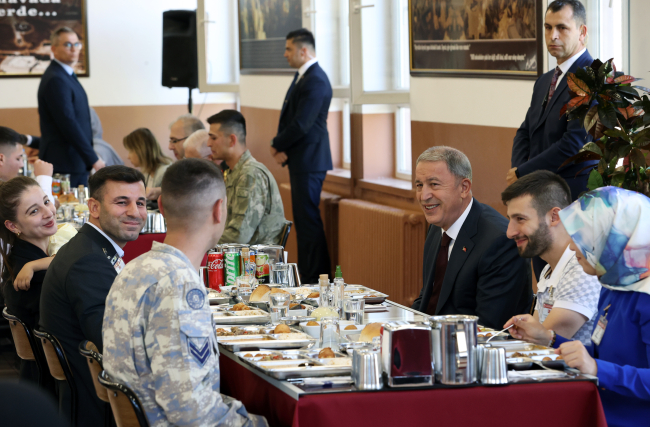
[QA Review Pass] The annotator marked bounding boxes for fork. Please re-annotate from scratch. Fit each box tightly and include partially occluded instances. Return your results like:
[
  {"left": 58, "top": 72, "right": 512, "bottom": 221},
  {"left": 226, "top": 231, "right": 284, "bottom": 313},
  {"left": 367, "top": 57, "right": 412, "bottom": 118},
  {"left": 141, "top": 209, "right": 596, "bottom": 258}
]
[{"left": 485, "top": 324, "right": 514, "bottom": 343}]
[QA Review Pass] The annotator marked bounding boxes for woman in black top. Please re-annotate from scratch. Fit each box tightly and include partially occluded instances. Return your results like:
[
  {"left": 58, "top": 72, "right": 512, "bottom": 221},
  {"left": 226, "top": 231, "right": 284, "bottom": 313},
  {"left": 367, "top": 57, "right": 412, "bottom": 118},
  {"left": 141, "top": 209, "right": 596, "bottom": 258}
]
[{"left": 0, "top": 176, "right": 57, "bottom": 382}]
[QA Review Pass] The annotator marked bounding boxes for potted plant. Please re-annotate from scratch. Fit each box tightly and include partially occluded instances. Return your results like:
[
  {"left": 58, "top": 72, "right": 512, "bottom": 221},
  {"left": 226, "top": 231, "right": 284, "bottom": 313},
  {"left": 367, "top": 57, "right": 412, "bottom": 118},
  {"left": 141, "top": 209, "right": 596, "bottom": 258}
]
[{"left": 560, "top": 58, "right": 650, "bottom": 196}]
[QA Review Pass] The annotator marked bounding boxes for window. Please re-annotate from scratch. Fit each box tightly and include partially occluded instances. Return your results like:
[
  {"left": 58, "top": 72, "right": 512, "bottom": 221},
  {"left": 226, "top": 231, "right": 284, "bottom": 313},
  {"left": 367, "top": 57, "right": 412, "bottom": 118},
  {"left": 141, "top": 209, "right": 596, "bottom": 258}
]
[{"left": 395, "top": 106, "right": 411, "bottom": 179}]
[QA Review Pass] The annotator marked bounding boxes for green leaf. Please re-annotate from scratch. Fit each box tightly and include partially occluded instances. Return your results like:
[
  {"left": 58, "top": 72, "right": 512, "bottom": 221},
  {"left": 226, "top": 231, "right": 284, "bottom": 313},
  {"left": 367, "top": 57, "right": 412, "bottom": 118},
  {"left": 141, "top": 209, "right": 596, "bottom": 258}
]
[
  {"left": 582, "top": 142, "right": 603, "bottom": 156},
  {"left": 598, "top": 60, "right": 613, "bottom": 81},
  {"left": 634, "top": 85, "right": 650, "bottom": 93},
  {"left": 604, "top": 128, "right": 631, "bottom": 143},
  {"left": 632, "top": 128, "right": 650, "bottom": 146},
  {"left": 617, "top": 143, "right": 632, "bottom": 159},
  {"left": 598, "top": 159, "right": 607, "bottom": 174},
  {"left": 577, "top": 66, "right": 596, "bottom": 87},
  {"left": 629, "top": 148, "right": 647, "bottom": 167},
  {"left": 618, "top": 86, "right": 640, "bottom": 99},
  {"left": 583, "top": 106, "right": 598, "bottom": 132},
  {"left": 587, "top": 169, "right": 604, "bottom": 190},
  {"left": 598, "top": 103, "right": 618, "bottom": 129},
  {"left": 611, "top": 172, "right": 625, "bottom": 187},
  {"left": 609, "top": 157, "right": 618, "bottom": 172}
]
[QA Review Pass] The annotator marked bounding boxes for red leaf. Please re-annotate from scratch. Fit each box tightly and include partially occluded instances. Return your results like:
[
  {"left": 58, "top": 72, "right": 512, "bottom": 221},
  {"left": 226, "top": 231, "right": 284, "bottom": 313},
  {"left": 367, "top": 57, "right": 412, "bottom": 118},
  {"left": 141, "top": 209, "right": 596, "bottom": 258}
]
[
  {"left": 567, "top": 73, "right": 590, "bottom": 96},
  {"left": 614, "top": 75, "right": 636, "bottom": 84},
  {"left": 606, "top": 77, "right": 615, "bottom": 84},
  {"left": 619, "top": 106, "right": 635, "bottom": 119},
  {"left": 559, "top": 103, "right": 568, "bottom": 117},
  {"left": 566, "top": 95, "right": 591, "bottom": 113}
]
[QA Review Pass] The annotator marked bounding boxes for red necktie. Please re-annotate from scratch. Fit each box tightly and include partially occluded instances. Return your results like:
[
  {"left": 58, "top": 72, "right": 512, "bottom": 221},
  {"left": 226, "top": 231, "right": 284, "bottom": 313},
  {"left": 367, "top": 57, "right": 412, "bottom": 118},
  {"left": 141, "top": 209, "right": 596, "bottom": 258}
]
[
  {"left": 426, "top": 232, "right": 452, "bottom": 315},
  {"left": 546, "top": 66, "right": 563, "bottom": 107}
]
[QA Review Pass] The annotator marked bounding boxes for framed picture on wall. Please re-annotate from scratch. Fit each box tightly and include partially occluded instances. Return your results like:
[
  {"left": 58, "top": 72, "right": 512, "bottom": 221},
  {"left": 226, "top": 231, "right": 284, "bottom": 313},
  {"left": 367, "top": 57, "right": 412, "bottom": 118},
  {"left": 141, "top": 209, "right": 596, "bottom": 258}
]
[
  {"left": 238, "top": 0, "right": 302, "bottom": 75},
  {"left": 0, "top": 0, "right": 88, "bottom": 78},
  {"left": 409, "top": 0, "right": 543, "bottom": 79}
]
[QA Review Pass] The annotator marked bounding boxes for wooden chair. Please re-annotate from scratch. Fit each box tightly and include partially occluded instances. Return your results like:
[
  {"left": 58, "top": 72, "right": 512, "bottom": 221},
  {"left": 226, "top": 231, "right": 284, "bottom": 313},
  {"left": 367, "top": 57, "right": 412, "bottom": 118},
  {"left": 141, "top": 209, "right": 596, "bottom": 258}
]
[
  {"left": 280, "top": 220, "right": 293, "bottom": 249},
  {"left": 98, "top": 370, "right": 150, "bottom": 427},
  {"left": 34, "top": 328, "right": 77, "bottom": 427},
  {"left": 2, "top": 307, "right": 48, "bottom": 386},
  {"left": 79, "top": 340, "right": 113, "bottom": 427}
]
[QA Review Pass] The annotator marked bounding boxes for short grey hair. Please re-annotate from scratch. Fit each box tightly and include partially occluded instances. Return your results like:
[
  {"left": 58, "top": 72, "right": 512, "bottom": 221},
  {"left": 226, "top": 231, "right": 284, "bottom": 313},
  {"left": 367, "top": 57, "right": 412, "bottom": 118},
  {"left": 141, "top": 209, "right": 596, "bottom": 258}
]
[
  {"left": 50, "top": 26, "right": 77, "bottom": 46},
  {"left": 183, "top": 129, "right": 211, "bottom": 158},
  {"left": 416, "top": 146, "right": 472, "bottom": 182},
  {"left": 171, "top": 114, "right": 205, "bottom": 138}
]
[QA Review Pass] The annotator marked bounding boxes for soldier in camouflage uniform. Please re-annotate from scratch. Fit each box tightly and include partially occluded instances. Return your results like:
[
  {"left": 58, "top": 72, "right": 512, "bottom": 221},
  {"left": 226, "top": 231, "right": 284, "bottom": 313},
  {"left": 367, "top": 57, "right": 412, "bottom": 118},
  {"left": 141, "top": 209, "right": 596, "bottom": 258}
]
[
  {"left": 103, "top": 159, "right": 267, "bottom": 427},
  {"left": 206, "top": 110, "right": 285, "bottom": 245}
]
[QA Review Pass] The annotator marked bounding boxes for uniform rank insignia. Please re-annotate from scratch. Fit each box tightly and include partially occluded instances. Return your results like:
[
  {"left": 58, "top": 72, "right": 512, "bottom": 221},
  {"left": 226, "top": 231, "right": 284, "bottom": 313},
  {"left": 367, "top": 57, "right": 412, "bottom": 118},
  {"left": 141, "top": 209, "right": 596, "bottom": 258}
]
[
  {"left": 186, "top": 289, "right": 205, "bottom": 310},
  {"left": 188, "top": 338, "right": 210, "bottom": 366}
]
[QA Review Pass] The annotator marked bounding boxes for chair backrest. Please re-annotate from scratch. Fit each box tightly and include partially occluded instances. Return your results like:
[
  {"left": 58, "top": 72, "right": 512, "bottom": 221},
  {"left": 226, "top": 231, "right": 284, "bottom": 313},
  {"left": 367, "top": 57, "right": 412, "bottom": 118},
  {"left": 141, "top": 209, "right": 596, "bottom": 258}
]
[
  {"left": 33, "top": 329, "right": 72, "bottom": 382},
  {"left": 2, "top": 308, "right": 36, "bottom": 361},
  {"left": 98, "top": 371, "right": 150, "bottom": 427},
  {"left": 79, "top": 340, "right": 109, "bottom": 403},
  {"left": 280, "top": 220, "right": 292, "bottom": 249}
]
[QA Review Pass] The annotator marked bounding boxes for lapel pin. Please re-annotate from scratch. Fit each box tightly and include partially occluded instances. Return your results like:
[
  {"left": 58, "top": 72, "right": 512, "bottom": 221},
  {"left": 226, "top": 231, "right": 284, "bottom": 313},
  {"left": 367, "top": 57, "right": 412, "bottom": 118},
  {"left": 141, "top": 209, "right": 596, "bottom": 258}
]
[{"left": 463, "top": 247, "right": 467, "bottom": 252}]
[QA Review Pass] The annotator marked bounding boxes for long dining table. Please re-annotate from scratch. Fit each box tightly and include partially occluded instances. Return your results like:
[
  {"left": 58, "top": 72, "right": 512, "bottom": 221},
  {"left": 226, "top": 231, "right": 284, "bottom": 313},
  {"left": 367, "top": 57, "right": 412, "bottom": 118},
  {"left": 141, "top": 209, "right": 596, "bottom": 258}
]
[{"left": 218, "top": 301, "right": 607, "bottom": 427}]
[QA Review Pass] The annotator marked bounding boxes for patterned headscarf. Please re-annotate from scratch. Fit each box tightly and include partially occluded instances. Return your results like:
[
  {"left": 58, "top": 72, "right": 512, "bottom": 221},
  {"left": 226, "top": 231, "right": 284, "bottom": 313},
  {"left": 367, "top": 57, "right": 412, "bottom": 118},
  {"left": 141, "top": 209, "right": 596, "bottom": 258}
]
[{"left": 559, "top": 186, "right": 650, "bottom": 295}]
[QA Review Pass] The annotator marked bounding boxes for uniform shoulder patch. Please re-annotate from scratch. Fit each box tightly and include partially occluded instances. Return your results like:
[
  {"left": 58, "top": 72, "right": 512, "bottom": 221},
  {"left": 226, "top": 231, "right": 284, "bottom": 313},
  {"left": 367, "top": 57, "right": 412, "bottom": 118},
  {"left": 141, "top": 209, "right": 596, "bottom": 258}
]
[{"left": 186, "top": 288, "right": 205, "bottom": 310}]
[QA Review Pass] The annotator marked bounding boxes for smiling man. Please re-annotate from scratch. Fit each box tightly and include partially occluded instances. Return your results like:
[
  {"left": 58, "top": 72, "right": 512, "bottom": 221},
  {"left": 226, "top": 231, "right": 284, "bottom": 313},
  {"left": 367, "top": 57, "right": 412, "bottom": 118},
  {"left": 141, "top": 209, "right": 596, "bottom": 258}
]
[
  {"left": 411, "top": 146, "right": 531, "bottom": 329},
  {"left": 502, "top": 170, "right": 600, "bottom": 345},
  {"left": 40, "top": 166, "right": 147, "bottom": 426}
]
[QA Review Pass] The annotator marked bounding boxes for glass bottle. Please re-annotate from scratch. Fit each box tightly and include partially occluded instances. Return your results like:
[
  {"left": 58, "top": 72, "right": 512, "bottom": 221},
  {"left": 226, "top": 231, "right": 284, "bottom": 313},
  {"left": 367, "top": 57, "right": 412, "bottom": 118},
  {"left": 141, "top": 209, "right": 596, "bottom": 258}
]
[{"left": 333, "top": 265, "right": 345, "bottom": 315}]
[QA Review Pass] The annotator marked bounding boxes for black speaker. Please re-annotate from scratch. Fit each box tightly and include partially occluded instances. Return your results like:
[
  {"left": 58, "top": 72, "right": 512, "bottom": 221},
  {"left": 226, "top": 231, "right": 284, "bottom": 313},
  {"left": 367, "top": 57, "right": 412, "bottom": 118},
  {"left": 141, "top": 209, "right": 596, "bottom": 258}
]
[{"left": 162, "top": 10, "right": 198, "bottom": 89}]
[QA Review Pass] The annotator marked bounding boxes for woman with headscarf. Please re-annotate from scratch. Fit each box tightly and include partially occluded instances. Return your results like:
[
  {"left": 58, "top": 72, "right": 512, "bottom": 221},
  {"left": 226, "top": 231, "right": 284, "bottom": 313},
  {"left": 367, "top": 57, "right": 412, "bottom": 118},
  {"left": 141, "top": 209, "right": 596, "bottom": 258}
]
[{"left": 504, "top": 186, "right": 650, "bottom": 427}]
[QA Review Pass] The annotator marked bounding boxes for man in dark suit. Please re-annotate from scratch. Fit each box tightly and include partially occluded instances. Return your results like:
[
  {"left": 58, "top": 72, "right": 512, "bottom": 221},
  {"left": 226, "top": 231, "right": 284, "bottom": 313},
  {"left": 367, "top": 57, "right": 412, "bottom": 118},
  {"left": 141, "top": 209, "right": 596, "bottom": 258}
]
[
  {"left": 38, "top": 26, "right": 104, "bottom": 187},
  {"left": 39, "top": 166, "right": 147, "bottom": 425},
  {"left": 509, "top": 0, "right": 594, "bottom": 201},
  {"left": 509, "top": 0, "right": 593, "bottom": 280},
  {"left": 412, "top": 147, "right": 531, "bottom": 329},
  {"left": 271, "top": 28, "right": 333, "bottom": 283}
]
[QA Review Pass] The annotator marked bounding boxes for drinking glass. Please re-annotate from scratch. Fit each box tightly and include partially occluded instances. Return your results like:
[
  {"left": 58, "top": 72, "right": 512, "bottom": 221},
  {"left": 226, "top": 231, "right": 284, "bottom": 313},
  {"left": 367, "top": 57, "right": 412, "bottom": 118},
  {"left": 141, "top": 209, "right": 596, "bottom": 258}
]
[
  {"left": 343, "top": 298, "right": 365, "bottom": 325},
  {"left": 319, "top": 317, "right": 340, "bottom": 352},
  {"left": 236, "top": 275, "right": 256, "bottom": 288},
  {"left": 269, "top": 293, "right": 291, "bottom": 323},
  {"left": 272, "top": 263, "right": 289, "bottom": 286}
]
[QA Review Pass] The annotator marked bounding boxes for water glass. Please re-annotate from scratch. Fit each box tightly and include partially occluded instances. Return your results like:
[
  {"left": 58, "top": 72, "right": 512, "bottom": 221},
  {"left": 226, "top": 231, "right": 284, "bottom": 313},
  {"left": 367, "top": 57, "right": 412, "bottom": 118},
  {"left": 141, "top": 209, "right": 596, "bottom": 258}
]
[
  {"left": 269, "top": 292, "right": 291, "bottom": 324},
  {"left": 62, "top": 205, "right": 74, "bottom": 222},
  {"left": 272, "top": 263, "right": 289, "bottom": 286},
  {"left": 319, "top": 317, "right": 340, "bottom": 352},
  {"left": 343, "top": 298, "right": 365, "bottom": 325},
  {"left": 236, "top": 275, "right": 256, "bottom": 288}
]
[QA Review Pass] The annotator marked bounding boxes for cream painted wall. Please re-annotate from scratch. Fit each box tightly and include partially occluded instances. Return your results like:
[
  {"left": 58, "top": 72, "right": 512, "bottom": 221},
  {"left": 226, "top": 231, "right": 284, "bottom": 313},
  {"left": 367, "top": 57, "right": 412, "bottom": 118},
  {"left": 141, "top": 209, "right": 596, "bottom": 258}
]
[
  {"left": 239, "top": 75, "right": 344, "bottom": 112},
  {"left": 629, "top": 0, "right": 650, "bottom": 83},
  {"left": 0, "top": 0, "right": 234, "bottom": 109}
]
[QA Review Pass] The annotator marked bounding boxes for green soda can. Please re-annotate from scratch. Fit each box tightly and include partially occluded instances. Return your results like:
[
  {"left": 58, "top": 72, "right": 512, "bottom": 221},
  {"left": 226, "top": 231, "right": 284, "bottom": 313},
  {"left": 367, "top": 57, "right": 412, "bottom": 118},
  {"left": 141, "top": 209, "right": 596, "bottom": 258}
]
[{"left": 225, "top": 252, "right": 240, "bottom": 286}]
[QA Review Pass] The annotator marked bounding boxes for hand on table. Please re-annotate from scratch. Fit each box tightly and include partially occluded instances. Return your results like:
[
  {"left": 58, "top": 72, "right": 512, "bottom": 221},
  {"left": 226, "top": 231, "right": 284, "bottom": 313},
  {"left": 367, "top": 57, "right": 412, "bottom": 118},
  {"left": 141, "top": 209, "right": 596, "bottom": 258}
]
[
  {"left": 33, "top": 159, "right": 53, "bottom": 177},
  {"left": 92, "top": 159, "right": 106, "bottom": 172},
  {"left": 556, "top": 341, "right": 598, "bottom": 376},
  {"left": 506, "top": 167, "right": 518, "bottom": 186},
  {"left": 14, "top": 264, "right": 34, "bottom": 291},
  {"left": 273, "top": 152, "right": 288, "bottom": 165},
  {"left": 146, "top": 187, "right": 161, "bottom": 200},
  {"left": 504, "top": 314, "right": 553, "bottom": 346}
]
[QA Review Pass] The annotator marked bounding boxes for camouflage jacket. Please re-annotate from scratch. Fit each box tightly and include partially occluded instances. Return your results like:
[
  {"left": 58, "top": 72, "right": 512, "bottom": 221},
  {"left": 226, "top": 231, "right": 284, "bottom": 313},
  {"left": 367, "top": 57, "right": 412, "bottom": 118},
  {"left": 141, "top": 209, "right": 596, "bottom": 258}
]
[
  {"left": 219, "top": 150, "right": 285, "bottom": 245},
  {"left": 102, "top": 242, "right": 266, "bottom": 427}
]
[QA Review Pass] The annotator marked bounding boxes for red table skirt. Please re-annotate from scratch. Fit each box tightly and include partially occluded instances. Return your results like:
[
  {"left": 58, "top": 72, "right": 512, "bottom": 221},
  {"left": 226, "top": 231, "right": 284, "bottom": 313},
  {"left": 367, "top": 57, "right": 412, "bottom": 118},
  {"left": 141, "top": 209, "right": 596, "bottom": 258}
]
[
  {"left": 220, "top": 353, "right": 607, "bottom": 427},
  {"left": 123, "top": 233, "right": 208, "bottom": 266}
]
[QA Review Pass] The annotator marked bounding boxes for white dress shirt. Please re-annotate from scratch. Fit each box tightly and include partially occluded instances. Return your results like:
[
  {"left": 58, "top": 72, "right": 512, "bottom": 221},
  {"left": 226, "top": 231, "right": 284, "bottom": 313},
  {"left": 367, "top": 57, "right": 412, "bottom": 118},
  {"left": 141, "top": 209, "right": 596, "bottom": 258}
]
[
  {"left": 441, "top": 198, "right": 474, "bottom": 260},
  {"left": 87, "top": 222, "right": 125, "bottom": 258},
  {"left": 53, "top": 58, "right": 74, "bottom": 76},
  {"left": 554, "top": 47, "right": 586, "bottom": 89},
  {"left": 297, "top": 58, "right": 318, "bottom": 82}
]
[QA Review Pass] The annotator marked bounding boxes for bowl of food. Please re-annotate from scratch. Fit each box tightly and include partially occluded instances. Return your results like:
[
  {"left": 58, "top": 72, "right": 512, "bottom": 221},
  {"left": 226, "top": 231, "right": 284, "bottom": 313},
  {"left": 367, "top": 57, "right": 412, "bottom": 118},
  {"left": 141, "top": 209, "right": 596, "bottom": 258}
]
[{"left": 299, "top": 320, "right": 321, "bottom": 339}]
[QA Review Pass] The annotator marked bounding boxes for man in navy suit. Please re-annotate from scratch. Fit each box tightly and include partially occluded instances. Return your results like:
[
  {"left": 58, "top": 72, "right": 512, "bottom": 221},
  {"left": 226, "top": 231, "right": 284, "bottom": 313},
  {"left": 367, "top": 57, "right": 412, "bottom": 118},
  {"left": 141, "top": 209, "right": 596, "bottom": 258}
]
[
  {"left": 271, "top": 28, "right": 333, "bottom": 283},
  {"left": 412, "top": 147, "right": 531, "bottom": 329},
  {"left": 510, "top": 0, "right": 594, "bottom": 201},
  {"left": 38, "top": 27, "right": 104, "bottom": 187},
  {"left": 510, "top": 0, "right": 594, "bottom": 280}
]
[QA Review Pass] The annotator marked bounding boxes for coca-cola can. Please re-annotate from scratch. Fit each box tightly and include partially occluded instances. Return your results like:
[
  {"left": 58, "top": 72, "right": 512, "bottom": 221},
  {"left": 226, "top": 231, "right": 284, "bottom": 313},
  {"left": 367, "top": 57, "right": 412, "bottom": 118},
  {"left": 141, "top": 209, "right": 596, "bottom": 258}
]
[{"left": 207, "top": 251, "right": 224, "bottom": 291}]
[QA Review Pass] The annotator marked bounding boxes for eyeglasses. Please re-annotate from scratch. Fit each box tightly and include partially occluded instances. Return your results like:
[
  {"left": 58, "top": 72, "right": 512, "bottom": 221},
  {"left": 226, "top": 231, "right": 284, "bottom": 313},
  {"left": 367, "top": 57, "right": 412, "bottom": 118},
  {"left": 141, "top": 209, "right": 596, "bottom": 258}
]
[
  {"left": 169, "top": 136, "right": 189, "bottom": 144},
  {"left": 62, "top": 42, "right": 83, "bottom": 50}
]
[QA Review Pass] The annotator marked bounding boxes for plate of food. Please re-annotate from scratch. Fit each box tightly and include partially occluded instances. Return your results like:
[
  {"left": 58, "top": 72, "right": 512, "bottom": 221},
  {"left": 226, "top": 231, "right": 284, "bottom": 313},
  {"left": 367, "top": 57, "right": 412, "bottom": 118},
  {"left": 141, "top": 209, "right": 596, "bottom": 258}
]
[{"left": 207, "top": 289, "right": 230, "bottom": 305}]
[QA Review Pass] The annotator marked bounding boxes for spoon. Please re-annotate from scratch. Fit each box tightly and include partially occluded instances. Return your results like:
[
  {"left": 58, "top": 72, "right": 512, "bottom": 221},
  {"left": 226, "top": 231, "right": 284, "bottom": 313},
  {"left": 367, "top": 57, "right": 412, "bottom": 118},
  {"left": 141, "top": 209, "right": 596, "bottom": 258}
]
[{"left": 485, "top": 324, "right": 514, "bottom": 343}]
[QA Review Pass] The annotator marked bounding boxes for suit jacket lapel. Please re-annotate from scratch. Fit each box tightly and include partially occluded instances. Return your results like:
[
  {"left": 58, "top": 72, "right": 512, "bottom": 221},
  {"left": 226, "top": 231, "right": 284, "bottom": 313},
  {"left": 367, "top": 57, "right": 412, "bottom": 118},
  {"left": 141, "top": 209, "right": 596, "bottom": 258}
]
[
  {"left": 435, "top": 201, "right": 481, "bottom": 314},
  {"left": 78, "top": 224, "right": 118, "bottom": 260},
  {"left": 279, "top": 72, "right": 299, "bottom": 122},
  {"left": 421, "top": 229, "right": 442, "bottom": 312}
]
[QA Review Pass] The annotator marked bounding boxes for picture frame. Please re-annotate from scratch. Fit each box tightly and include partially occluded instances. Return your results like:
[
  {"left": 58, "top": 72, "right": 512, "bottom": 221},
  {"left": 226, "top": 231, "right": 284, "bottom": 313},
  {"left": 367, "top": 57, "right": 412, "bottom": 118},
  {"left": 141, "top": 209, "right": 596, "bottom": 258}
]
[
  {"left": 238, "top": 0, "right": 302, "bottom": 75},
  {"left": 409, "top": 0, "right": 543, "bottom": 79},
  {"left": 0, "top": 0, "right": 89, "bottom": 78}
]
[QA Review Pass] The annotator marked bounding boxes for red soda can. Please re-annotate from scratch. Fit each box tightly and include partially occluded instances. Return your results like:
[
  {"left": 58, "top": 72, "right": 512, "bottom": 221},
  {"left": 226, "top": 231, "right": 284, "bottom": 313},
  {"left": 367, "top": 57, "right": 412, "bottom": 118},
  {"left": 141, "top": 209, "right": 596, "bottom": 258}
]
[{"left": 207, "top": 251, "right": 224, "bottom": 291}]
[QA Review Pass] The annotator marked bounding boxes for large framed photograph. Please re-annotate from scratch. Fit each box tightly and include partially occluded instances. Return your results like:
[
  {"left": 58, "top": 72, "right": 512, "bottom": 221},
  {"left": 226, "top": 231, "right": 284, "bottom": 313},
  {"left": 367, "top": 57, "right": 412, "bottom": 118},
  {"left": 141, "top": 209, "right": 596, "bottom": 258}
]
[
  {"left": 409, "top": 0, "right": 543, "bottom": 79},
  {"left": 0, "top": 0, "right": 88, "bottom": 78},
  {"left": 238, "top": 0, "right": 302, "bottom": 75}
]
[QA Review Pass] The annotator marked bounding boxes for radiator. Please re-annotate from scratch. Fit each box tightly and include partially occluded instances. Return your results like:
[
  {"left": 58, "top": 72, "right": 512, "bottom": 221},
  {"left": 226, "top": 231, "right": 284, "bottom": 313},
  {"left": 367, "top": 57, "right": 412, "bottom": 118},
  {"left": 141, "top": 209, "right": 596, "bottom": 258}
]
[
  {"left": 279, "top": 183, "right": 340, "bottom": 277},
  {"left": 338, "top": 199, "right": 427, "bottom": 307}
]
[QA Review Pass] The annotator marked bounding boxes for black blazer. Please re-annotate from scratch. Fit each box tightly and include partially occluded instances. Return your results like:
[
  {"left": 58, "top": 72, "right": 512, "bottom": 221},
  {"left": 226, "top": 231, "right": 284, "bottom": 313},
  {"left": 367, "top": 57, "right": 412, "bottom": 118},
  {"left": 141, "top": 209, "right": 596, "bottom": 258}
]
[
  {"left": 412, "top": 200, "right": 532, "bottom": 329},
  {"left": 272, "top": 62, "right": 333, "bottom": 173},
  {"left": 3, "top": 239, "right": 48, "bottom": 329},
  {"left": 37, "top": 61, "right": 98, "bottom": 173},
  {"left": 39, "top": 224, "right": 117, "bottom": 426},
  {"left": 512, "top": 50, "right": 595, "bottom": 180}
]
